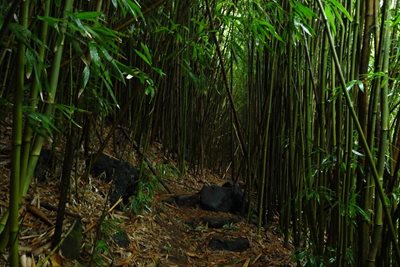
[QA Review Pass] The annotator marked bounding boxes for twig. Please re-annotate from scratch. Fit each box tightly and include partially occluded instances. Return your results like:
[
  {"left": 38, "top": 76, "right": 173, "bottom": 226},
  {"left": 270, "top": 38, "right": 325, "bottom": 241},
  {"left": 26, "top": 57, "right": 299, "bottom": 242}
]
[
  {"left": 28, "top": 200, "right": 81, "bottom": 219},
  {"left": 89, "top": 187, "right": 112, "bottom": 266},
  {"left": 27, "top": 205, "right": 53, "bottom": 226}
]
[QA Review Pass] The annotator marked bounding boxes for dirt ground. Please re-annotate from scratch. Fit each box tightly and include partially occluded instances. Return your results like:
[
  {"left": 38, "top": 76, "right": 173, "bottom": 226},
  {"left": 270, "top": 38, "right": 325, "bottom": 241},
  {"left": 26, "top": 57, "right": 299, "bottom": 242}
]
[{"left": 0, "top": 122, "right": 293, "bottom": 266}]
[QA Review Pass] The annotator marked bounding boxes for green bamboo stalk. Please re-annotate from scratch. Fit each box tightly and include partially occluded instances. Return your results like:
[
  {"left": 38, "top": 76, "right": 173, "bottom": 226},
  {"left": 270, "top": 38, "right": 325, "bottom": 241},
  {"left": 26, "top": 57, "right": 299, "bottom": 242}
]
[
  {"left": 21, "top": 0, "right": 75, "bottom": 198},
  {"left": 317, "top": 32, "right": 329, "bottom": 255},
  {"left": 258, "top": 46, "right": 276, "bottom": 232},
  {"left": 316, "top": 0, "right": 400, "bottom": 263},
  {"left": 303, "top": 32, "right": 319, "bottom": 253},
  {"left": 9, "top": 0, "right": 30, "bottom": 265},
  {"left": 358, "top": 0, "right": 374, "bottom": 135},
  {"left": 0, "top": 0, "right": 75, "bottom": 249},
  {"left": 367, "top": 0, "right": 393, "bottom": 265},
  {"left": 357, "top": 1, "right": 374, "bottom": 260},
  {"left": 20, "top": 0, "right": 51, "bottom": 188}
]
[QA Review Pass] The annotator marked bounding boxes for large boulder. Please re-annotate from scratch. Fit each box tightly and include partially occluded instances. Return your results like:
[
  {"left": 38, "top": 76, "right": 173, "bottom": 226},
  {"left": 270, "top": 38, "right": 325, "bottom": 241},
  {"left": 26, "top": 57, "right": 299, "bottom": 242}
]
[
  {"left": 200, "top": 182, "right": 245, "bottom": 213},
  {"left": 200, "top": 185, "right": 234, "bottom": 212}
]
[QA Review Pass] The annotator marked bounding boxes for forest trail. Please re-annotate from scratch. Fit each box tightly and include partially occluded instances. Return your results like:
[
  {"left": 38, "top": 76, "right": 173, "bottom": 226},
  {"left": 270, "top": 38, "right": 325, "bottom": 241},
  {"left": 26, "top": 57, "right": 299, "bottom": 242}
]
[
  {"left": 0, "top": 141, "right": 293, "bottom": 266},
  {"left": 123, "top": 169, "right": 294, "bottom": 266}
]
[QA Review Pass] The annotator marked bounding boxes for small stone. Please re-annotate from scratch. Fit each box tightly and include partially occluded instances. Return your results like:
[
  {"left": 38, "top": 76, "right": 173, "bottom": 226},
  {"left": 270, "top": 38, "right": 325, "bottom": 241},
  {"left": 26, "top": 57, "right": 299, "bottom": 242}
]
[
  {"left": 113, "top": 231, "right": 130, "bottom": 248},
  {"left": 208, "top": 237, "right": 250, "bottom": 252}
]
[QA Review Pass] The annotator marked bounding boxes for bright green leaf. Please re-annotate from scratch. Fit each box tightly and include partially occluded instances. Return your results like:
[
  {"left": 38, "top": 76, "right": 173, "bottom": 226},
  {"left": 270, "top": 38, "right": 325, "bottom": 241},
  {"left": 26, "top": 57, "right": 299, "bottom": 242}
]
[
  {"left": 134, "top": 48, "right": 152, "bottom": 66},
  {"left": 83, "top": 65, "right": 90, "bottom": 89},
  {"left": 328, "top": 0, "right": 352, "bottom": 22}
]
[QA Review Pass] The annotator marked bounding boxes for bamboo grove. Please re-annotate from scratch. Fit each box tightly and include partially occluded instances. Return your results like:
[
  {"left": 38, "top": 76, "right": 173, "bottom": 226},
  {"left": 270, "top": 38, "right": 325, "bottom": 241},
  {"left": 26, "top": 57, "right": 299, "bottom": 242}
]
[{"left": 1, "top": 0, "right": 400, "bottom": 266}]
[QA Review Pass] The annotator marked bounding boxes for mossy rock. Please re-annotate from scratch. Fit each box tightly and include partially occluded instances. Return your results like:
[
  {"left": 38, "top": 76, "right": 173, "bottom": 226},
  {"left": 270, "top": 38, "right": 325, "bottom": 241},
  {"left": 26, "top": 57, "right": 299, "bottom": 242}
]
[{"left": 60, "top": 219, "right": 83, "bottom": 260}]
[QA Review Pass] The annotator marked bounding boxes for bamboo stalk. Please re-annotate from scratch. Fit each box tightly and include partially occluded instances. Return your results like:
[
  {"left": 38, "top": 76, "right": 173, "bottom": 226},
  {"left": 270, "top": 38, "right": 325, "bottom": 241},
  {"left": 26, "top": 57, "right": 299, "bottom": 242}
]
[
  {"left": 316, "top": 0, "right": 400, "bottom": 263},
  {"left": 8, "top": 1, "right": 30, "bottom": 265}
]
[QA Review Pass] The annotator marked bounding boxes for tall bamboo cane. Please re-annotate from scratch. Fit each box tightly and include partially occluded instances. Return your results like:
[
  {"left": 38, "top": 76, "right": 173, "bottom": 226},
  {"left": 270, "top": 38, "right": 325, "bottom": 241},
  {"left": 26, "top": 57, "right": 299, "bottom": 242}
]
[{"left": 316, "top": 0, "right": 400, "bottom": 263}]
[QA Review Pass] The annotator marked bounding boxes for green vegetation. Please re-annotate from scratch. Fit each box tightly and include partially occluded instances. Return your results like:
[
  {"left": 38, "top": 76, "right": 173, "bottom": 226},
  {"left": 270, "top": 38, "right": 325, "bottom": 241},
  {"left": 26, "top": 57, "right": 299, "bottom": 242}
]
[
  {"left": 1, "top": 0, "right": 400, "bottom": 265},
  {"left": 130, "top": 173, "right": 160, "bottom": 214}
]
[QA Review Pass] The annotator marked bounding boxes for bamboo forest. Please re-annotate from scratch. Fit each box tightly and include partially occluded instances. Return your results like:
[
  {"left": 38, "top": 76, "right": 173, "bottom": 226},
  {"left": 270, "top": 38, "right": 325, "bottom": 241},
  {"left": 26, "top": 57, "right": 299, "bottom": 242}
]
[{"left": 1, "top": 0, "right": 400, "bottom": 266}]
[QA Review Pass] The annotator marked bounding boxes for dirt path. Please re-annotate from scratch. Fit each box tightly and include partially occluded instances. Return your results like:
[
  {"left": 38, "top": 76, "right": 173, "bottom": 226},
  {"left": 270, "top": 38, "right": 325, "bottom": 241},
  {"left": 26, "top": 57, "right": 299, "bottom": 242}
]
[
  {"left": 116, "top": 171, "right": 294, "bottom": 266},
  {"left": 0, "top": 148, "right": 293, "bottom": 266}
]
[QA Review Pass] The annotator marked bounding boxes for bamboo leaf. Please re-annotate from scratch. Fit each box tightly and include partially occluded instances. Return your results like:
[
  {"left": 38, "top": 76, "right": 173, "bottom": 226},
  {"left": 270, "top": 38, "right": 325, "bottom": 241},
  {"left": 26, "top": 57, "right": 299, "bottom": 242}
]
[
  {"left": 73, "top": 11, "right": 102, "bottom": 20},
  {"left": 89, "top": 43, "right": 101, "bottom": 68},
  {"left": 357, "top": 80, "right": 364, "bottom": 92},
  {"left": 324, "top": 5, "right": 336, "bottom": 34},
  {"left": 111, "top": 60, "right": 125, "bottom": 83},
  {"left": 10, "top": 23, "right": 47, "bottom": 49},
  {"left": 25, "top": 49, "right": 34, "bottom": 79},
  {"left": 53, "top": 104, "right": 88, "bottom": 128},
  {"left": 328, "top": 0, "right": 352, "bottom": 22},
  {"left": 117, "top": 0, "right": 143, "bottom": 19},
  {"left": 145, "top": 85, "right": 155, "bottom": 97},
  {"left": 101, "top": 70, "right": 119, "bottom": 108},
  {"left": 98, "top": 46, "right": 114, "bottom": 62},
  {"left": 125, "top": 0, "right": 142, "bottom": 17},
  {"left": 354, "top": 205, "right": 370, "bottom": 222},
  {"left": 352, "top": 149, "right": 364, "bottom": 157},
  {"left": 24, "top": 109, "right": 59, "bottom": 137},
  {"left": 134, "top": 48, "right": 152, "bottom": 66},
  {"left": 152, "top": 67, "right": 165, "bottom": 77},
  {"left": 292, "top": 0, "right": 316, "bottom": 19},
  {"left": 140, "top": 43, "right": 152, "bottom": 64},
  {"left": 82, "top": 65, "right": 90, "bottom": 89},
  {"left": 346, "top": 80, "right": 356, "bottom": 91},
  {"left": 37, "top": 16, "right": 62, "bottom": 27}
]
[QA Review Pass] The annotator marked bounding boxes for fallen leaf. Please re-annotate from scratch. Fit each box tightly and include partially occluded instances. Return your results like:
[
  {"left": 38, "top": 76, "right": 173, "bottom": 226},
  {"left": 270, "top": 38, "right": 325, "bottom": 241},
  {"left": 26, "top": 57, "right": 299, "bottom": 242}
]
[
  {"left": 186, "top": 252, "right": 200, "bottom": 258},
  {"left": 49, "top": 253, "right": 62, "bottom": 267}
]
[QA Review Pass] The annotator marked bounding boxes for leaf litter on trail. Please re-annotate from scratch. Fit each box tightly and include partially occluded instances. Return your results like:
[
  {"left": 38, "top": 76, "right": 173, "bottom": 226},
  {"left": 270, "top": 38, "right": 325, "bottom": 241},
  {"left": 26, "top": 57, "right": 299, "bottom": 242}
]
[{"left": 0, "top": 131, "right": 293, "bottom": 266}]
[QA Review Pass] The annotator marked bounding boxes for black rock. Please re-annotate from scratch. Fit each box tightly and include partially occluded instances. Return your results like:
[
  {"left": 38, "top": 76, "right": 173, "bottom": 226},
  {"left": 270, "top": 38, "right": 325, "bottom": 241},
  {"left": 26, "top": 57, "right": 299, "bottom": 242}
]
[
  {"left": 173, "top": 194, "right": 201, "bottom": 207},
  {"left": 112, "top": 230, "right": 130, "bottom": 248},
  {"left": 200, "top": 183, "right": 245, "bottom": 213},
  {"left": 88, "top": 153, "right": 140, "bottom": 208},
  {"left": 88, "top": 153, "right": 119, "bottom": 182},
  {"left": 34, "top": 148, "right": 57, "bottom": 182},
  {"left": 208, "top": 237, "right": 250, "bottom": 252},
  {"left": 223, "top": 181, "right": 245, "bottom": 213},
  {"left": 200, "top": 185, "right": 233, "bottom": 212},
  {"left": 109, "top": 161, "right": 139, "bottom": 207}
]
